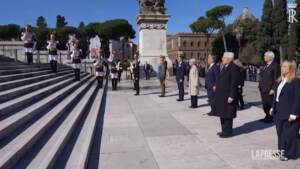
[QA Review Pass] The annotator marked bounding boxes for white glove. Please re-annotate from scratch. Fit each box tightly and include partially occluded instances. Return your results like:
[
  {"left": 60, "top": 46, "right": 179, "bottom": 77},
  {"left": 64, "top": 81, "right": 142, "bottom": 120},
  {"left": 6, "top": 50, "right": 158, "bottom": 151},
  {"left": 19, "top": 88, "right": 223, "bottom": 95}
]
[{"left": 288, "top": 114, "right": 298, "bottom": 122}]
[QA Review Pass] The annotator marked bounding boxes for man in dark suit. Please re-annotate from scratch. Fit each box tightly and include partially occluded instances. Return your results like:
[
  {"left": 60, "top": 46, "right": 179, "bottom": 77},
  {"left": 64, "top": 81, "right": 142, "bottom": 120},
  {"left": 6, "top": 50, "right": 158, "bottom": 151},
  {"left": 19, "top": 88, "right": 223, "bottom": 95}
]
[
  {"left": 205, "top": 54, "right": 220, "bottom": 116},
  {"left": 259, "top": 51, "right": 279, "bottom": 123},
  {"left": 214, "top": 52, "right": 239, "bottom": 138},
  {"left": 176, "top": 55, "right": 187, "bottom": 101},
  {"left": 133, "top": 59, "right": 140, "bottom": 96},
  {"left": 234, "top": 59, "right": 246, "bottom": 110}
]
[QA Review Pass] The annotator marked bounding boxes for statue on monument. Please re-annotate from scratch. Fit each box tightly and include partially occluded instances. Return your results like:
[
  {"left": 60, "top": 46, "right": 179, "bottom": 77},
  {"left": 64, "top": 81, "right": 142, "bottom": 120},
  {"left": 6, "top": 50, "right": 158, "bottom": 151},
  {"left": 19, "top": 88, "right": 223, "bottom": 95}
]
[{"left": 139, "top": 0, "right": 166, "bottom": 15}]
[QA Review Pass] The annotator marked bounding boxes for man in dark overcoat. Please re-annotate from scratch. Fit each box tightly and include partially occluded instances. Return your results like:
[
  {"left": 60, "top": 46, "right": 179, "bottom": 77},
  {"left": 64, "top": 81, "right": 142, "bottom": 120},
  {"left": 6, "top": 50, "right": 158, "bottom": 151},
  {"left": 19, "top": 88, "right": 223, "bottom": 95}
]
[{"left": 214, "top": 52, "right": 239, "bottom": 138}]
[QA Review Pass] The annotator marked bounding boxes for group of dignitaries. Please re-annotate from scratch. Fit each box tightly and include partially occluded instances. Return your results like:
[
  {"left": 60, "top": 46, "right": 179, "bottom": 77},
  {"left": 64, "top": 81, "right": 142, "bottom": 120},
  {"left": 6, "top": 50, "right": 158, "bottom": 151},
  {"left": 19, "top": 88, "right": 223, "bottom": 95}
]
[
  {"left": 20, "top": 24, "right": 300, "bottom": 160},
  {"left": 172, "top": 51, "right": 300, "bottom": 161}
]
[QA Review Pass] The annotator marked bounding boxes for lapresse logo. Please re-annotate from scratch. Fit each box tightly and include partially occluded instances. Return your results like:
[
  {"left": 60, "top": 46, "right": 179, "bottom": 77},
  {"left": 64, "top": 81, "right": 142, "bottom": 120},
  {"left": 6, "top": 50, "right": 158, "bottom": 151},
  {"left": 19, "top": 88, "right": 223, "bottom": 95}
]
[{"left": 288, "top": 3, "right": 299, "bottom": 23}]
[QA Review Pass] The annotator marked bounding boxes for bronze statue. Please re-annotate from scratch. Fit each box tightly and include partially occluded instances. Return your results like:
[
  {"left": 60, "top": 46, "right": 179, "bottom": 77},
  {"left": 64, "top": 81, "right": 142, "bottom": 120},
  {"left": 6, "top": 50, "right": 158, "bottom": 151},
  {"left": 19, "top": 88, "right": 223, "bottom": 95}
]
[{"left": 139, "top": 0, "right": 166, "bottom": 14}]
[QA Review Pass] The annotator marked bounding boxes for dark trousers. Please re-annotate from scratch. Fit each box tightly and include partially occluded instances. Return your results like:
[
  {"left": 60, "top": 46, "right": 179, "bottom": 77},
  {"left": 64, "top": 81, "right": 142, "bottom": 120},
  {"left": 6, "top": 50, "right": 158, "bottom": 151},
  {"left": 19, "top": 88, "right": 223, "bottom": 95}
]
[
  {"left": 26, "top": 52, "right": 33, "bottom": 64},
  {"left": 96, "top": 76, "right": 103, "bottom": 88},
  {"left": 237, "top": 87, "right": 245, "bottom": 108},
  {"left": 190, "top": 96, "right": 198, "bottom": 108},
  {"left": 118, "top": 70, "right": 122, "bottom": 82},
  {"left": 260, "top": 92, "right": 273, "bottom": 118},
  {"left": 207, "top": 88, "right": 215, "bottom": 112},
  {"left": 160, "top": 79, "right": 166, "bottom": 96},
  {"left": 74, "top": 69, "right": 80, "bottom": 81},
  {"left": 145, "top": 71, "right": 150, "bottom": 80},
  {"left": 275, "top": 118, "right": 300, "bottom": 159},
  {"left": 134, "top": 78, "right": 140, "bottom": 94},
  {"left": 177, "top": 81, "right": 184, "bottom": 100},
  {"left": 220, "top": 118, "right": 233, "bottom": 136},
  {"left": 112, "top": 79, "right": 118, "bottom": 90},
  {"left": 50, "top": 60, "right": 58, "bottom": 72}
]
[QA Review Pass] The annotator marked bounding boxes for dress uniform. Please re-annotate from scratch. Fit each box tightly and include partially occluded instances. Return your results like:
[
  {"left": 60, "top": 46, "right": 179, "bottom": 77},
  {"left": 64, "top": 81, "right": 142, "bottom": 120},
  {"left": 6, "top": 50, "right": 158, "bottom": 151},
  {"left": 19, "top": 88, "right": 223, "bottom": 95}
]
[
  {"left": 21, "top": 26, "right": 36, "bottom": 65},
  {"left": 110, "top": 63, "right": 118, "bottom": 90},
  {"left": 71, "top": 48, "right": 82, "bottom": 81},
  {"left": 47, "top": 37, "right": 59, "bottom": 73},
  {"left": 94, "top": 58, "right": 107, "bottom": 88}
]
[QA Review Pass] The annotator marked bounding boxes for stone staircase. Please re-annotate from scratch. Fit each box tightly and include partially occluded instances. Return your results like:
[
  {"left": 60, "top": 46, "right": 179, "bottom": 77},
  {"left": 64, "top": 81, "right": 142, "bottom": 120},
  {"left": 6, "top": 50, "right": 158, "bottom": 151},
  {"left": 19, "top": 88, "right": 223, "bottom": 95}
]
[{"left": 0, "top": 55, "right": 107, "bottom": 169}]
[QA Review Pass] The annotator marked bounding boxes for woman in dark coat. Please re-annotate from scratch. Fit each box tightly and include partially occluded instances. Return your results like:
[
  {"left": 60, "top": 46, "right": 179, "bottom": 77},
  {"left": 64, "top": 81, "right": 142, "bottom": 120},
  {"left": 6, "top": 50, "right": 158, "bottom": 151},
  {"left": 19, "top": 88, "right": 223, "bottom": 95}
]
[{"left": 271, "top": 60, "right": 300, "bottom": 161}]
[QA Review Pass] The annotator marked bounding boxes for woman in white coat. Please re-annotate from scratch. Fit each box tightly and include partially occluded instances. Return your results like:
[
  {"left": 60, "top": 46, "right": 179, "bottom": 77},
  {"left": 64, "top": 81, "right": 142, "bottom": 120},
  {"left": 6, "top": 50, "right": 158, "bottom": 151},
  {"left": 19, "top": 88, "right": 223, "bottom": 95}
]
[{"left": 189, "top": 58, "right": 200, "bottom": 108}]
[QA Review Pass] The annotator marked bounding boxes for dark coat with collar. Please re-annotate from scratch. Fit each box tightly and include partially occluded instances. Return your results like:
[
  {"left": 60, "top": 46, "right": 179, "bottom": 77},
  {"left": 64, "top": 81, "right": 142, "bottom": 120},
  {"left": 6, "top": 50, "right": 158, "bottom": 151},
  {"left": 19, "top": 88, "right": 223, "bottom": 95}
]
[
  {"left": 176, "top": 62, "right": 187, "bottom": 82},
  {"left": 259, "top": 62, "right": 280, "bottom": 93},
  {"left": 205, "top": 63, "right": 220, "bottom": 90},
  {"left": 213, "top": 62, "right": 239, "bottom": 119},
  {"left": 272, "top": 78, "right": 300, "bottom": 120}
]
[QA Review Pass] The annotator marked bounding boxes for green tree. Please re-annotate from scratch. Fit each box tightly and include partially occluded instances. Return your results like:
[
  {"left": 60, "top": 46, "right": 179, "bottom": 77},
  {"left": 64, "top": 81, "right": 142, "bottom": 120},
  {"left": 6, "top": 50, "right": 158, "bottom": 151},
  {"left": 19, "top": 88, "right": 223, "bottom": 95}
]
[
  {"left": 190, "top": 16, "right": 222, "bottom": 63},
  {"left": 56, "top": 15, "right": 68, "bottom": 28},
  {"left": 258, "top": 0, "right": 274, "bottom": 53},
  {"left": 212, "top": 32, "right": 239, "bottom": 61},
  {"left": 0, "top": 24, "right": 20, "bottom": 40},
  {"left": 34, "top": 28, "right": 50, "bottom": 50},
  {"left": 56, "top": 26, "right": 76, "bottom": 50},
  {"left": 206, "top": 5, "right": 233, "bottom": 52},
  {"left": 97, "top": 19, "right": 136, "bottom": 40},
  {"left": 272, "top": 0, "right": 288, "bottom": 60},
  {"left": 36, "top": 16, "right": 47, "bottom": 28}
]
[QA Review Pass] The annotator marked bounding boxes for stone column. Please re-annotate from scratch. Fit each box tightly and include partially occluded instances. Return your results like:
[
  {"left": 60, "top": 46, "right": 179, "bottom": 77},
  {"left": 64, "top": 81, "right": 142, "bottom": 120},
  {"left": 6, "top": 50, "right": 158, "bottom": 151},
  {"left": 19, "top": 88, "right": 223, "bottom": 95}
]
[{"left": 137, "top": 14, "right": 170, "bottom": 72}]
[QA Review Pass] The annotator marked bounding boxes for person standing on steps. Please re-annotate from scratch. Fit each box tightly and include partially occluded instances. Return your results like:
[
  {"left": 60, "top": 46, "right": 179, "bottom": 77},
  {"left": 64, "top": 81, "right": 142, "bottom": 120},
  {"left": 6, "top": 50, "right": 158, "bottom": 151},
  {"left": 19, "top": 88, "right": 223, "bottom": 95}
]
[
  {"left": 205, "top": 54, "right": 219, "bottom": 116},
  {"left": 158, "top": 56, "right": 167, "bottom": 97},
  {"left": 21, "top": 24, "right": 36, "bottom": 65},
  {"left": 188, "top": 58, "right": 199, "bottom": 108},
  {"left": 71, "top": 41, "right": 82, "bottom": 81},
  {"left": 259, "top": 51, "right": 280, "bottom": 123},
  {"left": 132, "top": 58, "right": 140, "bottom": 96},
  {"left": 47, "top": 33, "right": 59, "bottom": 73},
  {"left": 176, "top": 55, "right": 187, "bottom": 102},
  {"left": 110, "top": 62, "right": 119, "bottom": 91},
  {"left": 94, "top": 50, "right": 107, "bottom": 88}
]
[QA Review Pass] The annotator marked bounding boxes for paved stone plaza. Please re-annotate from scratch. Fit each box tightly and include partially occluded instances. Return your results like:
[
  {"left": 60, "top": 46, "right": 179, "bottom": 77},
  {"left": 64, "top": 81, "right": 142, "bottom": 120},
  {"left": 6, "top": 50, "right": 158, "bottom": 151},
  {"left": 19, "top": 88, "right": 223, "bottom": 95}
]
[{"left": 99, "top": 78, "right": 300, "bottom": 169}]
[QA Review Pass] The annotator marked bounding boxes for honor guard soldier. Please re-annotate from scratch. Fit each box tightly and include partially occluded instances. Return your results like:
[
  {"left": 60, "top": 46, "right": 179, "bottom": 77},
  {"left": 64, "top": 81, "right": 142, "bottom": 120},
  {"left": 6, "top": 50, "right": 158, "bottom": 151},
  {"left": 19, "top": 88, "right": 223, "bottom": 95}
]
[
  {"left": 71, "top": 41, "right": 82, "bottom": 81},
  {"left": 94, "top": 53, "right": 108, "bottom": 88},
  {"left": 47, "top": 33, "right": 59, "bottom": 72},
  {"left": 21, "top": 24, "right": 36, "bottom": 65},
  {"left": 110, "top": 63, "right": 119, "bottom": 91}
]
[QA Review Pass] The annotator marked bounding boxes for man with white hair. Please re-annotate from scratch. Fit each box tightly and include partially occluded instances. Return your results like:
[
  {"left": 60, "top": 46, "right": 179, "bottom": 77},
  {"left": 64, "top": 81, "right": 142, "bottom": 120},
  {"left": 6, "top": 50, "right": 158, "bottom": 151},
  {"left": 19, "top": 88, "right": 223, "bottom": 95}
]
[
  {"left": 259, "top": 51, "right": 279, "bottom": 123},
  {"left": 213, "top": 52, "right": 239, "bottom": 138}
]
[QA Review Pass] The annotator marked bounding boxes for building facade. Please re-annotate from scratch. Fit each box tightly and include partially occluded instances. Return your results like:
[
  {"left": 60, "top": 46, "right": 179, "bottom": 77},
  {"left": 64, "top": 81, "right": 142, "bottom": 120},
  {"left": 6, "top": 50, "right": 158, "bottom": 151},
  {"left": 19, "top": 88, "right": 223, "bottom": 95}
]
[
  {"left": 109, "top": 39, "right": 137, "bottom": 60},
  {"left": 167, "top": 32, "right": 216, "bottom": 67}
]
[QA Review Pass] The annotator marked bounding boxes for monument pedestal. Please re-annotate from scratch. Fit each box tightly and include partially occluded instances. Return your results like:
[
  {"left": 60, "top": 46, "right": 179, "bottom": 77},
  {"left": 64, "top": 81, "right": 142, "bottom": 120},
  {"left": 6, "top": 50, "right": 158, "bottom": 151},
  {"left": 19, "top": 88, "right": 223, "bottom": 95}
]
[{"left": 137, "top": 14, "right": 169, "bottom": 72}]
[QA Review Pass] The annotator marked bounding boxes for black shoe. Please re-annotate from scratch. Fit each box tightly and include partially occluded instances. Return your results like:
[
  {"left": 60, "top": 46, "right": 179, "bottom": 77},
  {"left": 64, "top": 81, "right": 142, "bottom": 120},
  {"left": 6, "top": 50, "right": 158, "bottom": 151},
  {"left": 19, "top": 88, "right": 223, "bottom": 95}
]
[
  {"left": 177, "top": 99, "right": 184, "bottom": 102},
  {"left": 207, "top": 112, "right": 217, "bottom": 116},
  {"left": 217, "top": 132, "right": 223, "bottom": 136},
  {"left": 260, "top": 117, "right": 273, "bottom": 123},
  {"left": 219, "top": 133, "right": 232, "bottom": 138},
  {"left": 135, "top": 93, "right": 139, "bottom": 96},
  {"left": 159, "top": 95, "right": 165, "bottom": 97},
  {"left": 189, "top": 106, "right": 197, "bottom": 109}
]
